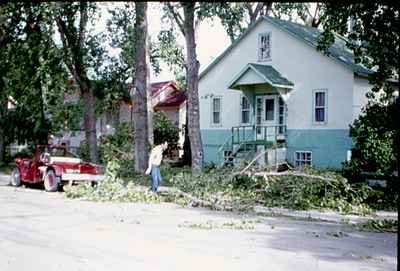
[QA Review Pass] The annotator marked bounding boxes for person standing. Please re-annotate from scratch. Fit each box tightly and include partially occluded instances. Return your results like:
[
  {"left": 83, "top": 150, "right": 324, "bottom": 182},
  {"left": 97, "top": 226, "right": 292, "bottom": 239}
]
[{"left": 145, "top": 142, "right": 168, "bottom": 192}]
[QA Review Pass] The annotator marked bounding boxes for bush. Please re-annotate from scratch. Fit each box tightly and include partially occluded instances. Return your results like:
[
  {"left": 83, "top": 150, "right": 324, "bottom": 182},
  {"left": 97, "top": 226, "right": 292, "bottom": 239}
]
[
  {"left": 343, "top": 102, "right": 397, "bottom": 179},
  {"left": 153, "top": 111, "right": 180, "bottom": 152},
  {"left": 78, "top": 122, "right": 134, "bottom": 166},
  {"left": 98, "top": 122, "right": 133, "bottom": 163}
]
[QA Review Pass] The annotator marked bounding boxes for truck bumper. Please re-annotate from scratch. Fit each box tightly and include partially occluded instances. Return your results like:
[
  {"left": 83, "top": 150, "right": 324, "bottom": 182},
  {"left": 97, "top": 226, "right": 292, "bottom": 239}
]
[{"left": 61, "top": 173, "right": 105, "bottom": 182}]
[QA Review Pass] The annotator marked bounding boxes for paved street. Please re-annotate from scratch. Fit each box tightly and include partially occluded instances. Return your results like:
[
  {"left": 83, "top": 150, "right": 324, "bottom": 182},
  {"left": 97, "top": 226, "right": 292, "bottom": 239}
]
[{"left": 0, "top": 175, "right": 397, "bottom": 271}]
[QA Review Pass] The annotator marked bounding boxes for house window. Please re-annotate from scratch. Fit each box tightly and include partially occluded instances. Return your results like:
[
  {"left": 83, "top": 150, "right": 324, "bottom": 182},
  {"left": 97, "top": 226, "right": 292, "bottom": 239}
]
[
  {"left": 294, "top": 151, "right": 312, "bottom": 167},
  {"left": 211, "top": 97, "right": 221, "bottom": 125},
  {"left": 313, "top": 90, "right": 327, "bottom": 123},
  {"left": 258, "top": 33, "right": 271, "bottom": 61},
  {"left": 265, "top": 98, "right": 275, "bottom": 121},
  {"left": 240, "top": 96, "right": 250, "bottom": 124}
]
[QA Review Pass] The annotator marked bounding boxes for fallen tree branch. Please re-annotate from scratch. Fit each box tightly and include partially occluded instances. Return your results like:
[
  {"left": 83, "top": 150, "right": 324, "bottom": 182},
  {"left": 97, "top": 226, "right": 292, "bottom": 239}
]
[
  {"left": 157, "top": 186, "right": 213, "bottom": 208},
  {"left": 237, "top": 148, "right": 270, "bottom": 175},
  {"left": 251, "top": 171, "right": 335, "bottom": 181}
]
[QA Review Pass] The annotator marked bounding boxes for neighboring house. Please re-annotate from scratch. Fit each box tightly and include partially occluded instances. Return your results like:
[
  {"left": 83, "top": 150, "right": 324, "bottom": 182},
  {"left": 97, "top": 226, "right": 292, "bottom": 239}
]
[
  {"left": 118, "top": 81, "right": 187, "bottom": 156},
  {"left": 198, "top": 15, "right": 396, "bottom": 169},
  {"left": 57, "top": 81, "right": 187, "bottom": 155},
  {"left": 119, "top": 80, "right": 186, "bottom": 131}
]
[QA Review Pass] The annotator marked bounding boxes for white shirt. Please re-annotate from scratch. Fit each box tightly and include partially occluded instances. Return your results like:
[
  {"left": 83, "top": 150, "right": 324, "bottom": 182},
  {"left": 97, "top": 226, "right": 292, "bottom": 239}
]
[{"left": 149, "top": 145, "right": 163, "bottom": 166}]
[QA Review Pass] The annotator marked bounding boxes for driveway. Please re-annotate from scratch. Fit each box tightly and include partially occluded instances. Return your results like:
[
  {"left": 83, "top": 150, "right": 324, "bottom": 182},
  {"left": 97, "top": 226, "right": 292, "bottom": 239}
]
[{"left": 0, "top": 179, "right": 397, "bottom": 271}]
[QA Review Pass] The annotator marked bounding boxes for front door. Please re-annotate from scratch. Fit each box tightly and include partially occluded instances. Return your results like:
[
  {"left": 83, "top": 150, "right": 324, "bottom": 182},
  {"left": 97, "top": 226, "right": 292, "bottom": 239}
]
[{"left": 255, "top": 95, "right": 278, "bottom": 141}]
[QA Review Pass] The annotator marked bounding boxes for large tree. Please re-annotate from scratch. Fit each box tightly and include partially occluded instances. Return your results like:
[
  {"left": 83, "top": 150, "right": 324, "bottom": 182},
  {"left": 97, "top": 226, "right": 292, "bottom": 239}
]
[
  {"left": 54, "top": 2, "right": 103, "bottom": 163},
  {"left": 132, "top": 2, "right": 150, "bottom": 172},
  {"left": 164, "top": 2, "right": 208, "bottom": 173},
  {"left": 0, "top": 3, "right": 68, "bottom": 158},
  {"left": 0, "top": 6, "right": 9, "bottom": 163}
]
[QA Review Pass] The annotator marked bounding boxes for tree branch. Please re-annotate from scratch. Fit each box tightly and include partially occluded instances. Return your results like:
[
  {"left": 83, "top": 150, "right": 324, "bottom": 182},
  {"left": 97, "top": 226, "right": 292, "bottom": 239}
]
[
  {"left": 55, "top": 16, "right": 76, "bottom": 79},
  {"left": 244, "top": 2, "right": 254, "bottom": 23},
  {"left": 252, "top": 171, "right": 335, "bottom": 182},
  {"left": 264, "top": 2, "right": 273, "bottom": 16},
  {"left": 312, "top": 3, "right": 322, "bottom": 28},
  {"left": 166, "top": 2, "right": 185, "bottom": 35},
  {"left": 78, "top": 2, "right": 88, "bottom": 48},
  {"left": 252, "top": 2, "right": 264, "bottom": 20}
]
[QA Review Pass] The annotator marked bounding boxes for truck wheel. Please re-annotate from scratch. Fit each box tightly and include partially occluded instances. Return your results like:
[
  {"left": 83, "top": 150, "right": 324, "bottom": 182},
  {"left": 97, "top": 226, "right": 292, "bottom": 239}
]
[
  {"left": 10, "top": 168, "right": 21, "bottom": 187},
  {"left": 44, "top": 170, "right": 59, "bottom": 192}
]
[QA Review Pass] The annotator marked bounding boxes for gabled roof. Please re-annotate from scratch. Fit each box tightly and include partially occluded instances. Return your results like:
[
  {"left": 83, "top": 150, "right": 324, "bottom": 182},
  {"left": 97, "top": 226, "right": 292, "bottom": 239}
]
[
  {"left": 199, "top": 16, "right": 373, "bottom": 80},
  {"left": 150, "top": 81, "right": 180, "bottom": 97},
  {"left": 228, "top": 63, "right": 294, "bottom": 90},
  {"left": 155, "top": 91, "right": 186, "bottom": 108},
  {"left": 151, "top": 81, "right": 186, "bottom": 108}
]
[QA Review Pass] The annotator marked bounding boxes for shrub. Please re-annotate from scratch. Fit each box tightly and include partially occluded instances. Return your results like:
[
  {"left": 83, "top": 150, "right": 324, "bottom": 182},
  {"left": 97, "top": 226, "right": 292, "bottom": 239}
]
[
  {"left": 153, "top": 111, "right": 179, "bottom": 152},
  {"left": 343, "top": 102, "right": 397, "bottom": 179}
]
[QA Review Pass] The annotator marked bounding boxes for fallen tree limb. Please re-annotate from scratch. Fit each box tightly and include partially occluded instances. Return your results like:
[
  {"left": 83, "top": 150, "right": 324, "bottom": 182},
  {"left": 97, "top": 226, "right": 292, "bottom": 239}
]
[
  {"left": 238, "top": 148, "right": 270, "bottom": 174},
  {"left": 251, "top": 171, "right": 335, "bottom": 181},
  {"left": 157, "top": 186, "right": 214, "bottom": 208}
]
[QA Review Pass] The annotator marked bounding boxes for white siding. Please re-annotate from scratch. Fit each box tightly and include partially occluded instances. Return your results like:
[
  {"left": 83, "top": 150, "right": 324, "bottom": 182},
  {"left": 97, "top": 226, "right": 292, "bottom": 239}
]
[
  {"left": 352, "top": 76, "right": 372, "bottom": 121},
  {"left": 199, "top": 19, "right": 355, "bottom": 131}
]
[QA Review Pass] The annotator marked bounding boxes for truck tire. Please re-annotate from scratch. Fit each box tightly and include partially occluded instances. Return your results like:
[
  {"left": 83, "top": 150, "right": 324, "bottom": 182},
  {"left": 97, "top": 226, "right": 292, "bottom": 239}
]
[
  {"left": 10, "top": 168, "right": 21, "bottom": 187},
  {"left": 44, "top": 170, "right": 59, "bottom": 192}
]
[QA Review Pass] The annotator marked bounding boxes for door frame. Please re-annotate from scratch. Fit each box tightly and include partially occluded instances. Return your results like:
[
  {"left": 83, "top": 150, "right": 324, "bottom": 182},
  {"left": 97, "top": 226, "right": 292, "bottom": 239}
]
[
  {"left": 255, "top": 94, "right": 278, "bottom": 127},
  {"left": 255, "top": 94, "right": 278, "bottom": 140}
]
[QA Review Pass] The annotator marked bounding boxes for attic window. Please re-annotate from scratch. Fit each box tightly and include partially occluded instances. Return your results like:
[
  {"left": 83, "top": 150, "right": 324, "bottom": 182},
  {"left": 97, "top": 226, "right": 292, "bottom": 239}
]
[{"left": 258, "top": 33, "right": 271, "bottom": 61}]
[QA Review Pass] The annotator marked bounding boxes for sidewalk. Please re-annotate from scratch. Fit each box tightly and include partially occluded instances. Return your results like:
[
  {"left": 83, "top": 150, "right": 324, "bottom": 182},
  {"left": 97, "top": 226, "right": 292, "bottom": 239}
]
[{"left": 254, "top": 205, "right": 398, "bottom": 224}]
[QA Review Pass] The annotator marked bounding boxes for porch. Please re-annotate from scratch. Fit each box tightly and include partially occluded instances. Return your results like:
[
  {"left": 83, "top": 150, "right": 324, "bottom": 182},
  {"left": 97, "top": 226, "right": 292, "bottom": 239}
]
[
  {"left": 217, "top": 63, "right": 293, "bottom": 166},
  {"left": 217, "top": 124, "right": 287, "bottom": 166}
]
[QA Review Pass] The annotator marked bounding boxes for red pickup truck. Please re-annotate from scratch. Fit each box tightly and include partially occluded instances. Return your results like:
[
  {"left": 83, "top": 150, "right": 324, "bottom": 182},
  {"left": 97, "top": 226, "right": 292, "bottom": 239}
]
[{"left": 10, "top": 145, "right": 105, "bottom": 192}]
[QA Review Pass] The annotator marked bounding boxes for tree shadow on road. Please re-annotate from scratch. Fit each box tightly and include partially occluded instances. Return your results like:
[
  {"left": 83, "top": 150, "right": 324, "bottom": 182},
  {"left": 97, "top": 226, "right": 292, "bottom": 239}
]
[{"left": 250, "top": 217, "right": 396, "bottom": 266}]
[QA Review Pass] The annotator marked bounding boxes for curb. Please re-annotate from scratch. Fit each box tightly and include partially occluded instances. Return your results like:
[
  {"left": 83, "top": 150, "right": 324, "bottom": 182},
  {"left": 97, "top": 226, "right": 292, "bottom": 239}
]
[{"left": 254, "top": 205, "right": 398, "bottom": 224}]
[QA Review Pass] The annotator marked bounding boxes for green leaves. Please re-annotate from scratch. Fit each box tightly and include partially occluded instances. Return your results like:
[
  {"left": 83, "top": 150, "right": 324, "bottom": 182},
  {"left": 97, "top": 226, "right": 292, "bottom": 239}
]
[
  {"left": 153, "top": 29, "right": 185, "bottom": 77},
  {"left": 153, "top": 111, "right": 180, "bottom": 150},
  {"left": 0, "top": 3, "right": 68, "bottom": 146},
  {"left": 343, "top": 102, "right": 397, "bottom": 177},
  {"left": 319, "top": 3, "right": 399, "bottom": 98}
]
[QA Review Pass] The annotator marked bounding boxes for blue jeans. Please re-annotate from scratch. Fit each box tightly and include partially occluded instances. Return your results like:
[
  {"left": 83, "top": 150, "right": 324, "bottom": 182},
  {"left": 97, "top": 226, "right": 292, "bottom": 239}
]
[{"left": 151, "top": 165, "right": 162, "bottom": 192}]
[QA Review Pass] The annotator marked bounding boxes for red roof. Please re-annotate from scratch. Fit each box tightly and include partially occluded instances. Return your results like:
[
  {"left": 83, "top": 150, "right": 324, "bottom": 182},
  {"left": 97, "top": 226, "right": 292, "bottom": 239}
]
[
  {"left": 156, "top": 91, "right": 186, "bottom": 108},
  {"left": 125, "top": 80, "right": 186, "bottom": 108},
  {"left": 150, "top": 81, "right": 180, "bottom": 96}
]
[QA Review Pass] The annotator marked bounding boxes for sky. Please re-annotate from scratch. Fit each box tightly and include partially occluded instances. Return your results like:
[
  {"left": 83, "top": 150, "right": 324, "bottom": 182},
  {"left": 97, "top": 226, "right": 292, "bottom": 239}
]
[
  {"left": 96, "top": 2, "right": 231, "bottom": 83},
  {"left": 95, "top": 3, "right": 319, "bottom": 83}
]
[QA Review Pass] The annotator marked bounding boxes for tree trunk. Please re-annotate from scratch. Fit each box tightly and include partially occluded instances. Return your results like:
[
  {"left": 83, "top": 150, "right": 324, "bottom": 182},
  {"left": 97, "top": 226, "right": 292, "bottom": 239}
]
[
  {"left": 81, "top": 80, "right": 98, "bottom": 164},
  {"left": 54, "top": 2, "right": 98, "bottom": 164},
  {"left": 183, "top": 3, "right": 204, "bottom": 173},
  {"left": 133, "top": 2, "right": 149, "bottom": 173},
  {"left": 182, "top": 102, "right": 192, "bottom": 166},
  {"left": 146, "top": 35, "right": 154, "bottom": 146},
  {"left": 0, "top": 99, "right": 6, "bottom": 164}
]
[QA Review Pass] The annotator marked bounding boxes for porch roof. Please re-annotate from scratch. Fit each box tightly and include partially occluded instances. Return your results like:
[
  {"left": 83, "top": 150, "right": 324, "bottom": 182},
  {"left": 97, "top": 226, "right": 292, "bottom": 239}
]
[{"left": 228, "top": 63, "right": 294, "bottom": 90}]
